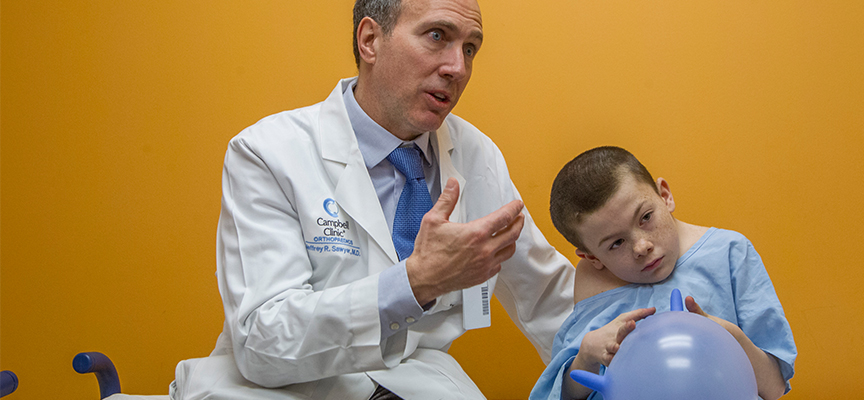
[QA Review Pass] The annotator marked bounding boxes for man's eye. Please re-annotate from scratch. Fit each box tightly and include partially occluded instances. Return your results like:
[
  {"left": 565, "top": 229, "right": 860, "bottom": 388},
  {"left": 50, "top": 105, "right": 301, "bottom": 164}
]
[
  {"left": 465, "top": 46, "right": 474, "bottom": 57},
  {"left": 430, "top": 31, "right": 442, "bottom": 41}
]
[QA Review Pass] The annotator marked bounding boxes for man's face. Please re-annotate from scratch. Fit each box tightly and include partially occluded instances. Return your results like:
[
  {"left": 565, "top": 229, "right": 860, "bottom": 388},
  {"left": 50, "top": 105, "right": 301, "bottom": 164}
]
[
  {"left": 362, "top": 0, "right": 483, "bottom": 140},
  {"left": 575, "top": 174, "right": 681, "bottom": 284}
]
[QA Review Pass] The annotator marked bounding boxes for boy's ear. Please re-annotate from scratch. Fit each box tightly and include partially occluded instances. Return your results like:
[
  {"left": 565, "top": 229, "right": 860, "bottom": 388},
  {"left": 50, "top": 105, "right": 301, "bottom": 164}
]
[
  {"left": 356, "top": 16, "right": 382, "bottom": 66},
  {"left": 656, "top": 177, "right": 676, "bottom": 213},
  {"left": 575, "top": 249, "right": 605, "bottom": 270}
]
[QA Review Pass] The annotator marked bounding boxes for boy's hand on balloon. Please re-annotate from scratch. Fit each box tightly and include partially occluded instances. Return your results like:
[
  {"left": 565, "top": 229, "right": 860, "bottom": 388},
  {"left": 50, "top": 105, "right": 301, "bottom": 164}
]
[
  {"left": 685, "top": 296, "right": 745, "bottom": 341},
  {"left": 577, "top": 307, "right": 656, "bottom": 369},
  {"left": 686, "top": 295, "right": 786, "bottom": 400},
  {"left": 565, "top": 309, "right": 655, "bottom": 400}
]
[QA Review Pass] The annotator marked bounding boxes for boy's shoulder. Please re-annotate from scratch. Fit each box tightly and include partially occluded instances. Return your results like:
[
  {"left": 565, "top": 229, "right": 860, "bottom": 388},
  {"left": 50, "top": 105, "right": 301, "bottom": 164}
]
[
  {"left": 690, "top": 227, "right": 755, "bottom": 257},
  {"left": 573, "top": 258, "right": 629, "bottom": 304}
]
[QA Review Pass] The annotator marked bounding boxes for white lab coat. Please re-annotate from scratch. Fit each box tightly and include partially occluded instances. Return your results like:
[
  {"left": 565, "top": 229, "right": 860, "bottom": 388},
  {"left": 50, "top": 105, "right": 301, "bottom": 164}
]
[{"left": 172, "top": 78, "right": 575, "bottom": 400}]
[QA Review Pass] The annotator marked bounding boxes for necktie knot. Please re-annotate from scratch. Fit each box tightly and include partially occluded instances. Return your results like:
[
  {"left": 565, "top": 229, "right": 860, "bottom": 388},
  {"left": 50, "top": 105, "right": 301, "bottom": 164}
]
[{"left": 387, "top": 146, "right": 425, "bottom": 181}]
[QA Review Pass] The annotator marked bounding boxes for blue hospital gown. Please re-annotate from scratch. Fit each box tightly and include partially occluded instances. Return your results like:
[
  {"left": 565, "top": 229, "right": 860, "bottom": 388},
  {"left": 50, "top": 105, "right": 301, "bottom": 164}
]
[{"left": 530, "top": 228, "right": 797, "bottom": 400}]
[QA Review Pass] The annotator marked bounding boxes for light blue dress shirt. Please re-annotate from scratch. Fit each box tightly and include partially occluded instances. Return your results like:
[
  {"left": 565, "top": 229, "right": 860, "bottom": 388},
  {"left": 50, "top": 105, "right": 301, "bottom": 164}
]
[{"left": 342, "top": 84, "right": 442, "bottom": 339}]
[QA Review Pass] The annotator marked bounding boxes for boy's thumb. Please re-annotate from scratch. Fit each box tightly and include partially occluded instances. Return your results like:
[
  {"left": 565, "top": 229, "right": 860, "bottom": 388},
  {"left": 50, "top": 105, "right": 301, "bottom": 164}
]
[{"left": 685, "top": 296, "right": 706, "bottom": 316}]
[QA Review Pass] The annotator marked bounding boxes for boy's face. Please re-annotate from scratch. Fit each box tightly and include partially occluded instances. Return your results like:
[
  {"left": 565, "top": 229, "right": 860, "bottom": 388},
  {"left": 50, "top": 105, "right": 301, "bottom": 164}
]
[{"left": 574, "top": 174, "right": 681, "bottom": 284}]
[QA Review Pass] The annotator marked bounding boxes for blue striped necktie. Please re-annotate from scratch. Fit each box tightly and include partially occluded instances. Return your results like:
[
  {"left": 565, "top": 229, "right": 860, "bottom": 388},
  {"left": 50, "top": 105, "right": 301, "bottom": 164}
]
[{"left": 387, "top": 145, "right": 434, "bottom": 261}]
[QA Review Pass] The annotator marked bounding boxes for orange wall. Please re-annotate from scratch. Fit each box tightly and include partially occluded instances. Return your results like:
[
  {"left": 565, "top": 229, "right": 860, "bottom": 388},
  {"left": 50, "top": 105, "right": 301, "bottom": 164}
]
[{"left": 2, "top": 1, "right": 862, "bottom": 398}]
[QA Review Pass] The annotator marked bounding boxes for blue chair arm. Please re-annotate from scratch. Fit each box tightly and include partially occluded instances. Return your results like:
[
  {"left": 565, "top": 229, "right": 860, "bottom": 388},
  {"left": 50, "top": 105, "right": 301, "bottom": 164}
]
[
  {"left": 0, "top": 371, "right": 18, "bottom": 397},
  {"left": 73, "top": 352, "right": 121, "bottom": 399}
]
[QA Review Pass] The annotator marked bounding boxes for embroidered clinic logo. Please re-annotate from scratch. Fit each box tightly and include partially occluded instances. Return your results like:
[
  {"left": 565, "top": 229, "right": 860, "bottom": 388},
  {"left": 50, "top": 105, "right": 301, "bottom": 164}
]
[
  {"left": 307, "top": 198, "right": 361, "bottom": 257},
  {"left": 323, "top": 198, "right": 339, "bottom": 218}
]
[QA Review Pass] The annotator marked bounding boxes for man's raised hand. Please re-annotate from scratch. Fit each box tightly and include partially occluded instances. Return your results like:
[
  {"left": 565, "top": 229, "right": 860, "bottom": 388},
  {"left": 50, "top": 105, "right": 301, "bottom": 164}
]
[{"left": 406, "top": 178, "right": 525, "bottom": 306}]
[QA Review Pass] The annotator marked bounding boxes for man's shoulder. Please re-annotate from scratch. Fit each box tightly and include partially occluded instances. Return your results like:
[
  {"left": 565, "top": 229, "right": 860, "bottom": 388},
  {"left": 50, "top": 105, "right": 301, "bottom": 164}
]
[
  {"left": 245, "top": 102, "right": 323, "bottom": 135},
  {"left": 443, "top": 113, "right": 491, "bottom": 141},
  {"left": 230, "top": 79, "right": 352, "bottom": 148},
  {"left": 229, "top": 102, "right": 325, "bottom": 147},
  {"left": 442, "top": 113, "right": 503, "bottom": 160}
]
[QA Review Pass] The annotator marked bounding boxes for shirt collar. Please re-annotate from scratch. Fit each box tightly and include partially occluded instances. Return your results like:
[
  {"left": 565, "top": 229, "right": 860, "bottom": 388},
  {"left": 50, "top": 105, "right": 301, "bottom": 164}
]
[{"left": 343, "top": 83, "right": 433, "bottom": 169}]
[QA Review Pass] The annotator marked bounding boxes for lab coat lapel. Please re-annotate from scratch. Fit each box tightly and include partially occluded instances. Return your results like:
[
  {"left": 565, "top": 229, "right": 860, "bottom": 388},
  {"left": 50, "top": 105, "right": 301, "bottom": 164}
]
[{"left": 319, "top": 79, "right": 399, "bottom": 267}]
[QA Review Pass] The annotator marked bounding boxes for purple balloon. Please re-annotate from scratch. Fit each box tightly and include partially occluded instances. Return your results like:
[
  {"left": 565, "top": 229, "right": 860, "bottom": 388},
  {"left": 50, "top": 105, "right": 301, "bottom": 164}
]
[{"left": 570, "top": 289, "right": 757, "bottom": 400}]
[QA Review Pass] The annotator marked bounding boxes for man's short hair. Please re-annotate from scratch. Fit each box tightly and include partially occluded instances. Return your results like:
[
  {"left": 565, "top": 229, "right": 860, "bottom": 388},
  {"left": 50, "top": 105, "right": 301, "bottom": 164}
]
[
  {"left": 549, "top": 146, "right": 658, "bottom": 250},
  {"left": 353, "top": 0, "right": 403, "bottom": 67}
]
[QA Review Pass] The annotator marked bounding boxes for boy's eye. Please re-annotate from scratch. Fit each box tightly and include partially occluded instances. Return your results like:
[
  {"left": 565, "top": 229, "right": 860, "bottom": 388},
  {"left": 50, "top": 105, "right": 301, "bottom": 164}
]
[
  {"left": 641, "top": 211, "right": 653, "bottom": 224},
  {"left": 609, "top": 239, "right": 624, "bottom": 250}
]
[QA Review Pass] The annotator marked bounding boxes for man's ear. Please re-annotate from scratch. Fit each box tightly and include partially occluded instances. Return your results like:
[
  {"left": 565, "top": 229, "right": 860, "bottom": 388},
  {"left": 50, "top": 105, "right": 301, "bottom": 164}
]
[
  {"left": 656, "top": 177, "right": 676, "bottom": 213},
  {"left": 575, "top": 249, "right": 605, "bottom": 270},
  {"left": 356, "top": 16, "right": 381, "bottom": 66}
]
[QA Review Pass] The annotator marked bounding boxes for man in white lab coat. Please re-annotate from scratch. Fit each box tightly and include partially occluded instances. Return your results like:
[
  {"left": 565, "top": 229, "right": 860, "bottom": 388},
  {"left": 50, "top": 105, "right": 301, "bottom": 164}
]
[{"left": 170, "top": 0, "right": 575, "bottom": 399}]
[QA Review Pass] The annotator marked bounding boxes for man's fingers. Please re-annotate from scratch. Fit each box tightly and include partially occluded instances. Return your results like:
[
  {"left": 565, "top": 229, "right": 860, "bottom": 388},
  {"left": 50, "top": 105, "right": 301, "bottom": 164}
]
[
  {"left": 492, "top": 211, "right": 524, "bottom": 240},
  {"left": 428, "top": 178, "right": 460, "bottom": 220},
  {"left": 492, "top": 241, "right": 518, "bottom": 265},
  {"left": 482, "top": 199, "right": 524, "bottom": 235},
  {"left": 488, "top": 213, "right": 523, "bottom": 261}
]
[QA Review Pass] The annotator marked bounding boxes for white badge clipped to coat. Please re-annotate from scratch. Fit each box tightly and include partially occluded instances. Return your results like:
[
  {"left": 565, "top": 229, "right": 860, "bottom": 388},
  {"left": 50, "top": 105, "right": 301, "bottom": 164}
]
[{"left": 462, "top": 280, "right": 491, "bottom": 330}]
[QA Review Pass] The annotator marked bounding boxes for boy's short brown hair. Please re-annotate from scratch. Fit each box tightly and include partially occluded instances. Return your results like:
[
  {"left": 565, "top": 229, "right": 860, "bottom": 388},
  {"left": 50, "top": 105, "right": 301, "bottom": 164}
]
[{"left": 549, "top": 146, "right": 657, "bottom": 251}]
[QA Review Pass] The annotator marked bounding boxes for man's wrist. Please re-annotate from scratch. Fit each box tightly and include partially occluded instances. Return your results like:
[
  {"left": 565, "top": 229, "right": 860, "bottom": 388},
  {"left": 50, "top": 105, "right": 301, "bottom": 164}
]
[{"left": 405, "top": 255, "right": 439, "bottom": 306}]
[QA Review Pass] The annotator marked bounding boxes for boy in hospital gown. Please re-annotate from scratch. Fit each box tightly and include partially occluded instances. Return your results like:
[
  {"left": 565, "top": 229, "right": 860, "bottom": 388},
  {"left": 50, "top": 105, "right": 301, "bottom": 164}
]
[{"left": 531, "top": 146, "right": 796, "bottom": 400}]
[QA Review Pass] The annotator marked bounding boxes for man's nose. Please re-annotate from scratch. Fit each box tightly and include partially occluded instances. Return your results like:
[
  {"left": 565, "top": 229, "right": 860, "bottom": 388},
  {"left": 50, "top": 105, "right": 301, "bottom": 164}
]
[{"left": 439, "top": 45, "right": 468, "bottom": 81}]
